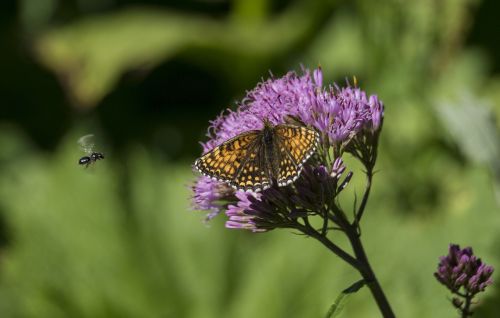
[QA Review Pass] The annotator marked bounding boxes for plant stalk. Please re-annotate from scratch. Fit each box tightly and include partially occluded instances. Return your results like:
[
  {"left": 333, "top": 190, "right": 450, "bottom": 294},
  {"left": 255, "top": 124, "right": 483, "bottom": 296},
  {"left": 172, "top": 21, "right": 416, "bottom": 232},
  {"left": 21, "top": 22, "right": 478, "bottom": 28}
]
[
  {"left": 298, "top": 222, "right": 361, "bottom": 271},
  {"left": 345, "top": 224, "right": 395, "bottom": 318},
  {"left": 461, "top": 293, "right": 473, "bottom": 318},
  {"left": 354, "top": 168, "right": 373, "bottom": 229},
  {"left": 302, "top": 220, "right": 395, "bottom": 317}
]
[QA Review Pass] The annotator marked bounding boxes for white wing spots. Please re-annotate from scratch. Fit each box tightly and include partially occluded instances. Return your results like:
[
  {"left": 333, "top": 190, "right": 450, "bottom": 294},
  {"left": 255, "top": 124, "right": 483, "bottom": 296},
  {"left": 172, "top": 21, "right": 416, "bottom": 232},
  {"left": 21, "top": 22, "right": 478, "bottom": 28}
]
[{"left": 194, "top": 124, "right": 320, "bottom": 192}]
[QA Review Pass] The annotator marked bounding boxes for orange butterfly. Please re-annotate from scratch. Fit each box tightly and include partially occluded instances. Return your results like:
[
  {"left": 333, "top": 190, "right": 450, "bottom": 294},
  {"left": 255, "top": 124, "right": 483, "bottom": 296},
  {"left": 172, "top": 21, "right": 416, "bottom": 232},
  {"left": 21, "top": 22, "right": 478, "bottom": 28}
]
[{"left": 195, "top": 120, "right": 319, "bottom": 192}]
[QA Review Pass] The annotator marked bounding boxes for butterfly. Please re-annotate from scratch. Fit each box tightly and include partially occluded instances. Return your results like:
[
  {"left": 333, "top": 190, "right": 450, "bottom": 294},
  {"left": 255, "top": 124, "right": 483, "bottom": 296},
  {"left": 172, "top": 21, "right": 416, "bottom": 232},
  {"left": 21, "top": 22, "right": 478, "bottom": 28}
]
[{"left": 195, "top": 120, "right": 320, "bottom": 192}]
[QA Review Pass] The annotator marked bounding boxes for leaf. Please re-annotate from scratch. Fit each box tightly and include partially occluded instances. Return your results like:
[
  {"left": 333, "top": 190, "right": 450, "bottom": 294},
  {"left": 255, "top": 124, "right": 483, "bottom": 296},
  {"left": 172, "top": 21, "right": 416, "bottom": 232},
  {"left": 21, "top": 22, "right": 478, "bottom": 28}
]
[
  {"left": 325, "top": 279, "right": 366, "bottom": 318},
  {"left": 436, "top": 94, "right": 500, "bottom": 166},
  {"left": 436, "top": 93, "right": 500, "bottom": 204}
]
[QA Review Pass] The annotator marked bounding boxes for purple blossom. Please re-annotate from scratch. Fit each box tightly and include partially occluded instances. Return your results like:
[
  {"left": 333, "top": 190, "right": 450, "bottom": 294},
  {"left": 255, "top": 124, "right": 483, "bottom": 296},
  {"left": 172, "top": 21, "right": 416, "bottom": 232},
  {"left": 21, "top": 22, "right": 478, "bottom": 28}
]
[
  {"left": 200, "top": 68, "right": 384, "bottom": 153},
  {"left": 368, "top": 94, "right": 384, "bottom": 132},
  {"left": 330, "top": 157, "right": 346, "bottom": 178},
  {"left": 240, "top": 186, "right": 303, "bottom": 231},
  {"left": 225, "top": 191, "right": 266, "bottom": 232},
  {"left": 192, "top": 67, "right": 384, "bottom": 229},
  {"left": 223, "top": 162, "right": 353, "bottom": 232},
  {"left": 435, "top": 244, "right": 494, "bottom": 295},
  {"left": 191, "top": 176, "right": 232, "bottom": 221}
]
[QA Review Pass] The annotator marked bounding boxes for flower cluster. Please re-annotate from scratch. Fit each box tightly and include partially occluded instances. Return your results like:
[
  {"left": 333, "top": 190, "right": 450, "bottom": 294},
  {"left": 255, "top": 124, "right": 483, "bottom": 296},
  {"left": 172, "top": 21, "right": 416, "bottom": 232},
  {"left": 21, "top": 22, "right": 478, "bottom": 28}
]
[
  {"left": 224, "top": 159, "right": 348, "bottom": 232},
  {"left": 192, "top": 67, "right": 384, "bottom": 229},
  {"left": 192, "top": 176, "right": 233, "bottom": 221},
  {"left": 435, "top": 244, "right": 494, "bottom": 295}
]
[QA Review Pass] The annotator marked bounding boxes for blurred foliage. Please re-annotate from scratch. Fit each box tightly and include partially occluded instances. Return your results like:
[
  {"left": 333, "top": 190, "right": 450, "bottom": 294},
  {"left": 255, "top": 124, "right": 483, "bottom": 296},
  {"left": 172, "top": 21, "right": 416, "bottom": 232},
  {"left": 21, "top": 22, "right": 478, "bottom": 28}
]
[
  {"left": 1, "top": 0, "right": 500, "bottom": 317},
  {"left": 0, "top": 128, "right": 499, "bottom": 317},
  {"left": 34, "top": 1, "right": 332, "bottom": 107}
]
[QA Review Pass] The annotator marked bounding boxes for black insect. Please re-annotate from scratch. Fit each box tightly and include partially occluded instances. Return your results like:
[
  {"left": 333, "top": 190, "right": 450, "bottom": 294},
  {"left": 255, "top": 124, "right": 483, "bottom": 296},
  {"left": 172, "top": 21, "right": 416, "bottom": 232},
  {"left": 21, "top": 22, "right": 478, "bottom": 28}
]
[
  {"left": 78, "top": 134, "right": 105, "bottom": 168},
  {"left": 78, "top": 152, "right": 105, "bottom": 167}
]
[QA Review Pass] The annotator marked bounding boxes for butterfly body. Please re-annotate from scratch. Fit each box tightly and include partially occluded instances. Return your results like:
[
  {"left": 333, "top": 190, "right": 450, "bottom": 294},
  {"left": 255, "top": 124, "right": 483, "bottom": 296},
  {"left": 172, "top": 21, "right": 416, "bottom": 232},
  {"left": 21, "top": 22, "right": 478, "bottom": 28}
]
[
  {"left": 261, "top": 123, "right": 279, "bottom": 182},
  {"left": 195, "top": 120, "right": 319, "bottom": 192}
]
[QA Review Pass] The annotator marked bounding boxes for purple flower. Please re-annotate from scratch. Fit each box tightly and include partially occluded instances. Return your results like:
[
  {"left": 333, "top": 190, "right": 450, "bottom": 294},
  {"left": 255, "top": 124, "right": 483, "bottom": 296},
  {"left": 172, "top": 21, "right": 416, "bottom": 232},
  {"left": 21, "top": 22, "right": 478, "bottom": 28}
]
[
  {"left": 225, "top": 186, "right": 306, "bottom": 232},
  {"left": 192, "top": 67, "right": 384, "bottom": 228},
  {"left": 221, "top": 162, "right": 354, "bottom": 232},
  {"left": 201, "top": 71, "right": 309, "bottom": 153},
  {"left": 368, "top": 94, "right": 384, "bottom": 132},
  {"left": 200, "top": 68, "right": 384, "bottom": 153},
  {"left": 240, "top": 186, "right": 304, "bottom": 231},
  {"left": 225, "top": 191, "right": 266, "bottom": 232},
  {"left": 191, "top": 176, "right": 233, "bottom": 221},
  {"left": 330, "top": 157, "right": 346, "bottom": 178},
  {"left": 435, "top": 244, "right": 494, "bottom": 295}
]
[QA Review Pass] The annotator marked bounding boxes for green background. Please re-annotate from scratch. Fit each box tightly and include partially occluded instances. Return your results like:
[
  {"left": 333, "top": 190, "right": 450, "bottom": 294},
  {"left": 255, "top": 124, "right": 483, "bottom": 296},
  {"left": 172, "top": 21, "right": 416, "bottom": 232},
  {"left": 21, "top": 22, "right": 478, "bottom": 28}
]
[{"left": 1, "top": 0, "right": 499, "bottom": 317}]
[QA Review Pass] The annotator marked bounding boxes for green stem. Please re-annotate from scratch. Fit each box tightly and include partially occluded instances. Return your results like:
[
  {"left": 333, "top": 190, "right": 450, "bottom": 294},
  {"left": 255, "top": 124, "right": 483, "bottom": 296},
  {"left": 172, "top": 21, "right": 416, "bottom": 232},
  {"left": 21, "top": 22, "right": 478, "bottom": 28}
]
[
  {"left": 354, "top": 168, "right": 373, "bottom": 229},
  {"left": 344, "top": 224, "right": 395, "bottom": 318},
  {"left": 298, "top": 222, "right": 361, "bottom": 271},
  {"left": 300, "top": 220, "right": 395, "bottom": 317},
  {"left": 461, "top": 293, "right": 473, "bottom": 318}
]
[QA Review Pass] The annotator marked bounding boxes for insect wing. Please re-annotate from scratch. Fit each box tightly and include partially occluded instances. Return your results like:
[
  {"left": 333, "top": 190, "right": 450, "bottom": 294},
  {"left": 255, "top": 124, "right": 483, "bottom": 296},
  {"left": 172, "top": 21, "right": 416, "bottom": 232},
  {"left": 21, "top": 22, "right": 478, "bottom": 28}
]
[
  {"left": 78, "top": 134, "right": 96, "bottom": 154},
  {"left": 195, "top": 131, "right": 261, "bottom": 188},
  {"left": 232, "top": 142, "right": 271, "bottom": 192},
  {"left": 274, "top": 125, "right": 319, "bottom": 185}
]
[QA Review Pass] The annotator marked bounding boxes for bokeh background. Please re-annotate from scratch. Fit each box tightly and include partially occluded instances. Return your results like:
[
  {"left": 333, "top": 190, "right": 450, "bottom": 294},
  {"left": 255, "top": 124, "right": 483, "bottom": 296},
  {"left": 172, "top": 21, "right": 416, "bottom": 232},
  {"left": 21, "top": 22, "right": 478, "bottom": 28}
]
[{"left": 1, "top": 0, "right": 500, "bottom": 317}]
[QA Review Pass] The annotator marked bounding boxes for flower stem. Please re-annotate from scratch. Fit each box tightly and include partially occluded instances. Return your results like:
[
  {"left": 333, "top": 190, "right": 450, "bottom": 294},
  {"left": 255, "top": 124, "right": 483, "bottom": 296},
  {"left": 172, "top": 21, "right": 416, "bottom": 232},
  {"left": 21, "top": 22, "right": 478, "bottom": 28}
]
[
  {"left": 345, "top": 224, "right": 395, "bottom": 318},
  {"left": 299, "top": 222, "right": 361, "bottom": 271},
  {"left": 461, "top": 293, "right": 473, "bottom": 318},
  {"left": 301, "top": 221, "right": 395, "bottom": 317},
  {"left": 354, "top": 168, "right": 373, "bottom": 229}
]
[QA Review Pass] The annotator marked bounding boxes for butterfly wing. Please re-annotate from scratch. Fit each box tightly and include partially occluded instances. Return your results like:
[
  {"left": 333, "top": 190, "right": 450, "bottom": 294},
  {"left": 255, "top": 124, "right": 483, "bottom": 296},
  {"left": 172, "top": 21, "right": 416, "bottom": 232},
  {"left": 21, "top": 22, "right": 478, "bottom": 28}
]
[
  {"left": 195, "top": 124, "right": 318, "bottom": 191},
  {"left": 274, "top": 125, "right": 319, "bottom": 186},
  {"left": 195, "top": 131, "right": 268, "bottom": 191},
  {"left": 232, "top": 142, "right": 272, "bottom": 192}
]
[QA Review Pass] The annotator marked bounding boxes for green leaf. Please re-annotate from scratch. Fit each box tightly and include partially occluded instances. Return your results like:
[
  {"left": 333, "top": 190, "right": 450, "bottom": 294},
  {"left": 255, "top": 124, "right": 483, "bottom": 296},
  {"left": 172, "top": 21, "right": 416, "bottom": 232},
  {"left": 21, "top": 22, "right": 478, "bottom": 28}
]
[{"left": 325, "top": 279, "right": 366, "bottom": 318}]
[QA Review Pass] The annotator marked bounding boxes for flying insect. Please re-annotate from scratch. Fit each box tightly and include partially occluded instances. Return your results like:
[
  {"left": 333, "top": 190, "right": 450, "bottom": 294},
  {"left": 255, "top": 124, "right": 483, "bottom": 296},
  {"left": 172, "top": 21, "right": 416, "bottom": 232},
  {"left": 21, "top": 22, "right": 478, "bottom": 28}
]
[{"left": 77, "top": 134, "right": 105, "bottom": 168}]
